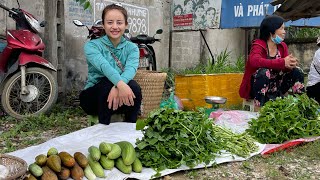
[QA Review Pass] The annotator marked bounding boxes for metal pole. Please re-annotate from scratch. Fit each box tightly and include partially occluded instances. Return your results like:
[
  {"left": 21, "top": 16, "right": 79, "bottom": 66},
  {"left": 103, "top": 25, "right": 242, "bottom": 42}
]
[
  {"left": 168, "top": 2, "right": 173, "bottom": 68},
  {"left": 200, "top": 30, "right": 214, "bottom": 64},
  {"left": 169, "top": 30, "right": 172, "bottom": 68}
]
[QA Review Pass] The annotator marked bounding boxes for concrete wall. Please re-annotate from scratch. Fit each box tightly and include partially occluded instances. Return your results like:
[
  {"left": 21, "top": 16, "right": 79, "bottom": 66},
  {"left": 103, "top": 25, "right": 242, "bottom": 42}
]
[
  {"left": 0, "top": 0, "right": 47, "bottom": 66},
  {"left": 287, "top": 42, "right": 318, "bottom": 73},
  {"left": 0, "top": 0, "right": 45, "bottom": 35},
  {"left": 170, "top": 28, "right": 246, "bottom": 70},
  {"left": 0, "top": 0, "right": 7, "bottom": 36},
  {"left": 171, "top": 31, "right": 201, "bottom": 69},
  {"left": 202, "top": 28, "right": 246, "bottom": 64}
]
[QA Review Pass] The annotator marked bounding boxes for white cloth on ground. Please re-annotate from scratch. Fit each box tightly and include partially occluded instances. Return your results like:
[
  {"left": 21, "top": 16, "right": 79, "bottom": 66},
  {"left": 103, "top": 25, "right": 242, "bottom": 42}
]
[{"left": 9, "top": 122, "right": 265, "bottom": 180}]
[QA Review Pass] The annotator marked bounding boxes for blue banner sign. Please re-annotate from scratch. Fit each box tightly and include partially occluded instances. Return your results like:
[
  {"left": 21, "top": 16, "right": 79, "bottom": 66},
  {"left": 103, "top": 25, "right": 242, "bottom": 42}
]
[{"left": 220, "top": 0, "right": 320, "bottom": 29}]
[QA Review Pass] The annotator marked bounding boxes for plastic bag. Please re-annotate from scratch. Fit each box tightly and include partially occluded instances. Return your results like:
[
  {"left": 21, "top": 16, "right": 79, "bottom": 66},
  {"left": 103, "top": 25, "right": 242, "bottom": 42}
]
[{"left": 160, "top": 92, "right": 183, "bottom": 110}]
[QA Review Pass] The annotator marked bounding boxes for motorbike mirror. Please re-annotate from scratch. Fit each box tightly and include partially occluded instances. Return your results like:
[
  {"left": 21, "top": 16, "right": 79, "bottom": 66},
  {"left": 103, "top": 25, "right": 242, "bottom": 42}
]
[
  {"left": 94, "top": 19, "right": 103, "bottom": 25},
  {"left": 156, "top": 29, "right": 163, "bottom": 34},
  {"left": 40, "top": 21, "right": 46, "bottom": 27},
  {"left": 73, "top": 20, "right": 85, "bottom": 27}
]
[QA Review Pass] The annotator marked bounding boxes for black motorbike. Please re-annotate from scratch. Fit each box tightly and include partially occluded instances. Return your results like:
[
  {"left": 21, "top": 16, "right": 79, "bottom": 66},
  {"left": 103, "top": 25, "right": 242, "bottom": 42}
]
[{"left": 127, "top": 29, "right": 162, "bottom": 71}]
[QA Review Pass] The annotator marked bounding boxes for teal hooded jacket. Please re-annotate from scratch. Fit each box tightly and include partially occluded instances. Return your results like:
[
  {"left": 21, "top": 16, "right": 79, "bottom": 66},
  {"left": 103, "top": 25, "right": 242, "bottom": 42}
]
[{"left": 83, "top": 35, "right": 139, "bottom": 89}]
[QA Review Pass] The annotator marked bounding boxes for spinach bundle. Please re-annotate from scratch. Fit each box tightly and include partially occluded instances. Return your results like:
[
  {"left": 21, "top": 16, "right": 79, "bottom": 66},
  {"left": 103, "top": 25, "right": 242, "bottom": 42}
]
[
  {"left": 246, "top": 94, "right": 320, "bottom": 144},
  {"left": 135, "top": 108, "right": 258, "bottom": 173}
]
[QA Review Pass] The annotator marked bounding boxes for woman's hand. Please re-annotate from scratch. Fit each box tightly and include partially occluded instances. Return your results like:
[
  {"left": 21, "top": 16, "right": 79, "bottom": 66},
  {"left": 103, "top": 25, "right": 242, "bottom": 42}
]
[
  {"left": 107, "top": 86, "right": 120, "bottom": 110},
  {"left": 284, "top": 54, "right": 298, "bottom": 69},
  {"left": 117, "top": 81, "right": 136, "bottom": 106}
]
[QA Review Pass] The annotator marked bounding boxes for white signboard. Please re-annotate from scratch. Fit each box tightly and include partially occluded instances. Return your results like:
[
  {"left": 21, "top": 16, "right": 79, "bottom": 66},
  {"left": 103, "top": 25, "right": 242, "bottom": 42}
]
[{"left": 94, "top": 0, "right": 149, "bottom": 36}]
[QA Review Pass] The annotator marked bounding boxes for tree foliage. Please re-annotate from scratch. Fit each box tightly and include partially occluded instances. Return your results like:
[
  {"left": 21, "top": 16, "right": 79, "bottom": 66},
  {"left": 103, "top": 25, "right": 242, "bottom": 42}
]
[{"left": 287, "top": 27, "right": 320, "bottom": 39}]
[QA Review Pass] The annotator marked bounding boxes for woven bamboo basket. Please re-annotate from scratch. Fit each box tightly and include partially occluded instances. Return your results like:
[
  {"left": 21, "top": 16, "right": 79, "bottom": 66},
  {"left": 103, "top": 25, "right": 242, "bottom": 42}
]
[
  {"left": 134, "top": 70, "right": 167, "bottom": 117},
  {"left": 0, "top": 154, "right": 27, "bottom": 180}
]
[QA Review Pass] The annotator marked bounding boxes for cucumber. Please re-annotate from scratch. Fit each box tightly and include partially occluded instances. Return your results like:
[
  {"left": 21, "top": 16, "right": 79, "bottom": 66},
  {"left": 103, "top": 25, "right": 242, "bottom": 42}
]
[
  {"left": 107, "top": 144, "right": 121, "bottom": 160},
  {"left": 88, "top": 146, "right": 101, "bottom": 161},
  {"left": 28, "top": 163, "right": 43, "bottom": 177},
  {"left": 88, "top": 155, "right": 105, "bottom": 178},
  {"left": 99, "top": 142, "right": 112, "bottom": 154},
  {"left": 84, "top": 165, "right": 97, "bottom": 180},
  {"left": 132, "top": 158, "right": 143, "bottom": 173},
  {"left": 115, "top": 141, "right": 136, "bottom": 165},
  {"left": 47, "top": 147, "right": 58, "bottom": 156},
  {"left": 100, "top": 155, "right": 114, "bottom": 170},
  {"left": 115, "top": 158, "right": 132, "bottom": 174}
]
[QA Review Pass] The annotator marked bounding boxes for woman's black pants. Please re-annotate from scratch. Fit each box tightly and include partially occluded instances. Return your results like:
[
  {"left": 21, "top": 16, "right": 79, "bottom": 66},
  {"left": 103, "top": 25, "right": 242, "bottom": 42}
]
[
  {"left": 79, "top": 78, "right": 142, "bottom": 125},
  {"left": 307, "top": 82, "right": 320, "bottom": 104}
]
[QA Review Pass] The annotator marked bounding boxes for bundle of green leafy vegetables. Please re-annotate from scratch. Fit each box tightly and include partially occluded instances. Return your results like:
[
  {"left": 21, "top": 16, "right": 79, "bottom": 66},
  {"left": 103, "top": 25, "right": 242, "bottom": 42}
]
[
  {"left": 246, "top": 94, "right": 320, "bottom": 144},
  {"left": 135, "top": 108, "right": 258, "bottom": 173}
]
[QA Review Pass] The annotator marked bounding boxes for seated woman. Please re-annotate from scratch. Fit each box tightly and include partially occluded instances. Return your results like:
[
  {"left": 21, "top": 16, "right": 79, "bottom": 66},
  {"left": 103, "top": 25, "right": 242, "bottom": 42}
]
[
  {"left": 306, "top": 37, "right": 320, "bottom": 103},
  {"left": 239, "top": 15, "right": 305, "bottom": 110},
  {"left": 79, "top": 4, "right": 142, "bottom": 125}
]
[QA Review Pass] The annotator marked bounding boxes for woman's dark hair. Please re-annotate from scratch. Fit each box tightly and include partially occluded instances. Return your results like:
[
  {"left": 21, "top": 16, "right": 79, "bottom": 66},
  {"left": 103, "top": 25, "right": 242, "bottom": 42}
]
[
  {"left": 259, "top": 15, "right": 285, "bottom": 41},
  {"left": 102, "top": 4, "right": 128, "bottom": 25}
]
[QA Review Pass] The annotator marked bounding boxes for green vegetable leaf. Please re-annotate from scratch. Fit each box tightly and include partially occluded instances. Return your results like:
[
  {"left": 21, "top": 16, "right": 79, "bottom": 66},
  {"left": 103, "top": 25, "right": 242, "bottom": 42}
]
[
  {"left": 136, "top": 119, "right": 146, "bottom": 130},
  {"left": 247, "top": 94, "right": 320, "bottom": 143},
  {"left": 135, "top": 107, "right": 259, "bottom": 175}
]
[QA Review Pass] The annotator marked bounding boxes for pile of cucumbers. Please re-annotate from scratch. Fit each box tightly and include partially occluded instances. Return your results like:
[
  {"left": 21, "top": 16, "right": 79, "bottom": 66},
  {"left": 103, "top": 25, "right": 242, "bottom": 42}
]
[
  {"left": 86, "top": 141, "right": 142, "bottom": 179},
  {"left": 26, "top": 141, "right": 142, "bottom": 180}
]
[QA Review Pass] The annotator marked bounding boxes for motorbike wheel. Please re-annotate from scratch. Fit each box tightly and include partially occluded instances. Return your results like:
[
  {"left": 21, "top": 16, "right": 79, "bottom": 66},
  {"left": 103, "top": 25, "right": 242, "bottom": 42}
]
[{"left": 1, "top": 67, "right": 58, "bottom": 119}]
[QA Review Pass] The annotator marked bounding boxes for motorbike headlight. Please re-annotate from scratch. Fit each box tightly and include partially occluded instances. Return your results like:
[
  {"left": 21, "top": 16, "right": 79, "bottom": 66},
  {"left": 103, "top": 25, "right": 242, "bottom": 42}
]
[{"left": 24, "top": 14, "right": 41, "bottom": 33}]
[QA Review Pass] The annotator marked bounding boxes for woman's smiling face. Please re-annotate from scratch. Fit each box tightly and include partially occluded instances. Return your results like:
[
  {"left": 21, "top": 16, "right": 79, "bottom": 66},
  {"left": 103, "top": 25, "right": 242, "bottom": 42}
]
[
  {"left": 274, "top": 23, "right": 286, "bottom": 40},
  {"left": 103, "top": 9, "right": 127, "bottom": 44}
]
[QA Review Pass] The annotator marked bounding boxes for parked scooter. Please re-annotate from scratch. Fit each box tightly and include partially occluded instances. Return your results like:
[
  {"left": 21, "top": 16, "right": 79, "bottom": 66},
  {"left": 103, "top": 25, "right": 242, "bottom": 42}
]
[
  {"left": 72, "top": 19, "right": 162, "bottom": 71},
  {"left": 0, "top": 1, "right": 58, "bottom": 119},
  {"left": 128, "top": 29, "right": 162, "bottom": 71}
]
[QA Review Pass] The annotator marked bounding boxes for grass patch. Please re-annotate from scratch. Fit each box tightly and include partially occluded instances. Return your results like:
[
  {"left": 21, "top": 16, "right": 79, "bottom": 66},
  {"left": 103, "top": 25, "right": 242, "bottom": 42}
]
[{"left": 0, "top": 103, "right": 89, "bottom": 153}]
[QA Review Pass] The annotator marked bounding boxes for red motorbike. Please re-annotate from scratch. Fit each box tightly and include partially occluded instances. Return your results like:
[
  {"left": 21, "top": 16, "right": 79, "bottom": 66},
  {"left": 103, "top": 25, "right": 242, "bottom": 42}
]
[
  {"left": 73, "top": 19, "right": 162, "bottom": 70},
  {"left": 0, "top": 1, "right": 58, "bottom": 119}
]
